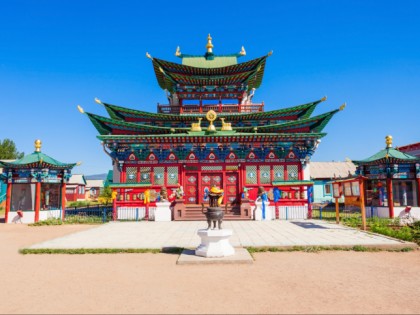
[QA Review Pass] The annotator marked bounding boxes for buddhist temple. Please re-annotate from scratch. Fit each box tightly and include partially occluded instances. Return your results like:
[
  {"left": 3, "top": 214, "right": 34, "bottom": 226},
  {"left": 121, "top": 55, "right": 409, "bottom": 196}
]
[
  {"left": 0, "top": 140, "right": 78, "bottom": 223},
  {"left": 81, "top": 35, "right": 344, "bottom": 220},
  {"left": 354, "top": 135, "right": 420, "bottom": 218}
]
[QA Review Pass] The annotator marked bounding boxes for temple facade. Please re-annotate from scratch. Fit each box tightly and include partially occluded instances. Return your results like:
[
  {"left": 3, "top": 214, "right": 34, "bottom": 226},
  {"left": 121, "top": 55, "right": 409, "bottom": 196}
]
[{"left": 82, "top": 35, "right": 344, "bottom": 220}]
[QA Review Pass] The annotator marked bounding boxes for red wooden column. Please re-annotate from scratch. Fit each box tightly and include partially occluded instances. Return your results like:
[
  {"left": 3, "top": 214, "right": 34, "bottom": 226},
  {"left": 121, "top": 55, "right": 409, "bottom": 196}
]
[
  {"left": 359, "top": 179, "right": 367, "bottom": 231},
  {"left": 34, "top": 182, "right": 41, "bottom": 222},
  {"left": 61, "top": 182, "right": 66, "bottom": 220},
  {"left": 417, "top": 178, "right": 420, "bottom": 206},
  {"left": 5, "top": 182, "right": 12, "bottom": 223},
  {"left": 386, "top": 178, "right": 394, "bottom": 218}
]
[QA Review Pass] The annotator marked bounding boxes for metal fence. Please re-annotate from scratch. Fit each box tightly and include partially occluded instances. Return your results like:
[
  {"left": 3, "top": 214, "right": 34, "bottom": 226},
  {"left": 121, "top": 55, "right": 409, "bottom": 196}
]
[
  {"left": 311, "top": 204, "right": 362, "bottom": 221},
  {"left": 64, "top": 204, "right": 113, "bottom": 223}
]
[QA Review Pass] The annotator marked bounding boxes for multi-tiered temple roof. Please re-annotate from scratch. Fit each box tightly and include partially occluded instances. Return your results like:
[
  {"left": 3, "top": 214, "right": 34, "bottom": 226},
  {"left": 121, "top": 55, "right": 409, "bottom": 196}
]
[{"left": 80, "top": 34, "right": 344, "bottom": 165}]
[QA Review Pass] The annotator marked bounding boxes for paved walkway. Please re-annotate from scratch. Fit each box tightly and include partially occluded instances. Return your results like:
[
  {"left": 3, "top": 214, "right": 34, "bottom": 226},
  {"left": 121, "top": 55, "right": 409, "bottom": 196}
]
[{"left": 28, "top": 220, "right": 414, "bottom": 249}]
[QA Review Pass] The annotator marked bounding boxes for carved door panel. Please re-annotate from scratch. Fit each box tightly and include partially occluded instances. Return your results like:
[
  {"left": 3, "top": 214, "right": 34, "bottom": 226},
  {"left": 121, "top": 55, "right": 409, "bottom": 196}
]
[
  {"left": 185, "top": 173, "right": 198, "bottom": 204},
  {"left": 225, "top": 172, "right": 239, "bottom": 204},
  {"left": 201, "top": 173, "right": 223, "bottom": 203}
]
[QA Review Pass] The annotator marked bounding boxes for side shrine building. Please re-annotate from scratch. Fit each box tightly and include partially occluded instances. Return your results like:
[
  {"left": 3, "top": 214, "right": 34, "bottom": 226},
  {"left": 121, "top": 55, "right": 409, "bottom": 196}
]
[{"left": 82, "top": 35, "right": 344, "bottom": 220}]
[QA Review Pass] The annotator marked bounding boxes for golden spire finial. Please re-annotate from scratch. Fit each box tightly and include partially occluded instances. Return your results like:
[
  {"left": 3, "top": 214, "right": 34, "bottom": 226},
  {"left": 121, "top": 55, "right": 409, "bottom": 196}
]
[
  {"left": 239, "top": 46, "right": 246, "bottom": 56},
  {"left": 385, "top": 135, "right": 393, "bottom": 148},
  {"left": 77, "top": 105, "right": 85, "bottom": 114},
  {"left": 321, "top": 96, "right": 327, "bottom": 102},
  {"left": 206, "top": 34, "right": 214, "bottom": 53},
  {"left": 146, "top": 52, "right": 152, "bottom": 59},
  {"left": 175, "top": 46, "right": 181, "bottom": 57},
  {"left": 34, "top": 139, "right": 42, "bottom": 152},
  {"left": 94, "top": 97, "right": 102, "bottom": 105},
  {"left": 339, "top": 102, "right": 346, "bottom": 111}
]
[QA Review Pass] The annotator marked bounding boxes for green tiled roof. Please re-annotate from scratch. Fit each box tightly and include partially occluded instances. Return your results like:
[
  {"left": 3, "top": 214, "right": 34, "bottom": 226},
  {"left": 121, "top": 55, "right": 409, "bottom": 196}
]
[
  {"left": 97, "top": 132, "right": 326, "bottom": 145},
  {"left": 234, "top": 108, "right": 340, "bottom": 133},
  {"left": 151, "top": 55, "right": 268, "bottom": 92},
  {"left": 181, "top": 55, "right": 238, "bottom": 68},
  {"left": 108, "top": 183, "right": 152, "bottom": 188},
  {"left": 353, "top": 147, "right": 420, "bottom": 165},
  {"left": 272, "top": 180, "right": 314, "bottom": 186},
  {"left": 85, "top": 112, "right": 188, "bottom": 135},
  {"left": 0, "top": 151, "right": 77, "bottom": 170},
  {"left": 86, "top": 107, "right": 339, "bottom": 136},
  {"left": 102, "top": 98, "right": 324, "bottom": 122}
]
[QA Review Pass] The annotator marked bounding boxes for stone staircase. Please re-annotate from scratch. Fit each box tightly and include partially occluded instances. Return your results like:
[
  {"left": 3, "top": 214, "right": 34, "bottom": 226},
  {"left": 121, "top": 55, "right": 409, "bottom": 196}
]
[{"left": 174, "top": 204, "right": 251, "bottom": 221}]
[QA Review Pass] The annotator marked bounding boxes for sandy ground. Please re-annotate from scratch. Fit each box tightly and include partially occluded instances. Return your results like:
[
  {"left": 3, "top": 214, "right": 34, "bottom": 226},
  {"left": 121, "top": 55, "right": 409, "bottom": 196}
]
[{"left": 1, "top": 224, "right": 420, "bottom": 314}]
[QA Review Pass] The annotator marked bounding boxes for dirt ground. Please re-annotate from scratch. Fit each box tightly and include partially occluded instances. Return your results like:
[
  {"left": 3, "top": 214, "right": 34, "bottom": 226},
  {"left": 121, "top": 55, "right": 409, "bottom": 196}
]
[{"left": 1, "top": 224, "right": 420, "bottom": 314}]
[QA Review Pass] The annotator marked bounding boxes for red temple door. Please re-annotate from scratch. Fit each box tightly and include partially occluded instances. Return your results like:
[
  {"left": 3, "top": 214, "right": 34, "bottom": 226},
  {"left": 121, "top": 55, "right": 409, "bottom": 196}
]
[
  {"left": 201, "top": 173, "right": 223, "bottom": 203},
  {"left": 225, "top": 172, "right": 239, "bottom": 204},
  {"left": 185, "top": 173, "right": 198, "bottom": 204}
]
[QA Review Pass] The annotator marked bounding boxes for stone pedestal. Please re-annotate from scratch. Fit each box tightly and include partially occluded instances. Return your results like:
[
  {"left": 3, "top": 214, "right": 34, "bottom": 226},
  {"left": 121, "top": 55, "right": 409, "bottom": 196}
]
[
  {"left": 195, "top": 229, "right": 235, "bottom": 258},
  {"left": 154, "top": 201, "right": 172, "bottom": 221},
  {"left": 254, "top": 201, "right": 272, "bottom": 221}
]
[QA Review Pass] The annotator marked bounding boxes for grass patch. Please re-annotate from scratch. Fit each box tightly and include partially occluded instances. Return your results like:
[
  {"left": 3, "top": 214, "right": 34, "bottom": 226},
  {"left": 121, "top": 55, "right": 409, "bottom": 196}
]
[
  {"left": 29, "top": 216, "right": 107, "bottom": 226},
  {"left": 29, "top": 218, "right": 63, "bottom": 226},
  {"left": 245, "top": 245, "right": 413, "bottom": 254},
  {"left": 19, "top": 247, "right": 184, "bottom": 255}
]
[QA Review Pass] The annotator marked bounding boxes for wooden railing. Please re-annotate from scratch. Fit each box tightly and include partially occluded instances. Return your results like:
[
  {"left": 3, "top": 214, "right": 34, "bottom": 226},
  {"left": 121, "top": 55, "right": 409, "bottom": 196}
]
[{"left": 157, "top": 103, "right": 264, "bottom": 114}]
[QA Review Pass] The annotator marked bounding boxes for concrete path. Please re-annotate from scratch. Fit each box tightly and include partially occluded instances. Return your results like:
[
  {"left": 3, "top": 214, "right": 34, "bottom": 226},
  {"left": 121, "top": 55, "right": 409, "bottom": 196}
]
[{"left": 28, "top": 220, "right": 414, "bottom": 250}]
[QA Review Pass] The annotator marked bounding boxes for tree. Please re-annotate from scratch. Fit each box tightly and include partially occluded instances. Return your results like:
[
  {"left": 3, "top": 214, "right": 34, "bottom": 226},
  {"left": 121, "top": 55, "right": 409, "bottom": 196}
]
[
  {"left": 98, "top": 186, "right": 113, "bottom": 204},
  {"left": 0, "top": 139, "right": 24, "bottom": 160}
]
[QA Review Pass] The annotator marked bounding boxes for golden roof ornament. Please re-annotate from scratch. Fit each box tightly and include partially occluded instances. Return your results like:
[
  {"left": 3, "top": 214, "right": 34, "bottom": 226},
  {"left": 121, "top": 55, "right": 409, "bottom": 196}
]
[
  {"left": 146, "top": 52, "right": 152, "bottom": 59},
  {"left": 34, "top": 139, "right": 42, "bottom": 152},
  {"left": 206, "top": 110, "right": 217, "bottom": 132},
  {"left": 385, "top": 135, "right": 393, "bottom": 148},
  {"left": 191, "top": 118, "right": 203, "bottom": 132},
  {"left": 220, "top": 118, "right": 232, "bottom": 131},
  {"left": 339, "top": 102, "right": 346, "bottom": 111},
  {"left": 77, "top": 105, "right": 84, "bottom": 114},
  {"left": 206, "top": 34, "right": 214, "bottom": 53},
  {"left": 175, "top": 46, "right": 181, "bottom": 57},
  {"left": 239, "top": 46, "right": 246, "bottom": 56},
  {"left": 321, "top": 96, "right": 327, "bottom": 102},
  {"left": 94, "top": 97, "right": 102, "bottom": 105}
]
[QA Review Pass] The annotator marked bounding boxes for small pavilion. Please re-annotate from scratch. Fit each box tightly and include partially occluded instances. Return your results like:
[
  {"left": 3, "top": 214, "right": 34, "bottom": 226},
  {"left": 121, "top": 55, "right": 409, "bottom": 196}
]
[
  {"left": 353, "top": 135, "right": 420, "bottom": 218},
  {"left": 0, "top": 140, "right": 78, "bottom": 223}
]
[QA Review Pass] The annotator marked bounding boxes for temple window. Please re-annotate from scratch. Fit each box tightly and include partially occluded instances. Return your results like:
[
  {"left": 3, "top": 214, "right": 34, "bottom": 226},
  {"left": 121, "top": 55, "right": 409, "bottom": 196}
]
[
  {"left": 287, "top": 165, "right": 299, "bottom": 180},
  {"left": 167, "top": 166, "right": 179, "bottom": 185},
  {"left": 273, "top": 165, "right": 284, "bottom": 180},
  {"left": 259, "top": 165, "right": 271, "bottom": 184},
  {"left": 154, "top": 167, "right": 165, "bottom": 185},
  {"left": 126, "top": 167, "right": 138, "bottom": 183},
  {"left": 392, "top": 180, "right": 418, "bottom": 207},
  {"left": 140, "top": 167, "right": 151, "bottom": 184},
  {"left": 246, "top": 165, "right": 257, "bottom": 184}
]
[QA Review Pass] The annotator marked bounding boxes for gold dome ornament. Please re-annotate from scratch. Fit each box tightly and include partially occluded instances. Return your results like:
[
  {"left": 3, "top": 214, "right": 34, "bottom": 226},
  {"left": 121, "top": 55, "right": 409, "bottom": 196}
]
[
  {"left": 206, "top": 110, "right": 217, "bottom": 132},
  {"left": 34, "top": 139, "right": 42, "bottom": 152},
  {"left": 385, "top": 135, "right": 393, "bottom": 148}
]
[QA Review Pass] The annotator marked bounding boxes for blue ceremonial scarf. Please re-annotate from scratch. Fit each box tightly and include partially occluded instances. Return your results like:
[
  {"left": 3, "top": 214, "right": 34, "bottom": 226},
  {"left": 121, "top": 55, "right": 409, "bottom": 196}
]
[
  {"left": 273, "top": 188, "right": 281, "bottom": 202},
  {"left": 261, "top": 192, "right": 268, "bottom": 219}
]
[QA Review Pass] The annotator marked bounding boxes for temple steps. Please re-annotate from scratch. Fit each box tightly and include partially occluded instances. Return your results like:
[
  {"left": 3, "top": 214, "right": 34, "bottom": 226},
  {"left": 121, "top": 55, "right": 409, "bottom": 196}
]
[{"left": 174, "top": 204, "right": 251, "bottom": 221}]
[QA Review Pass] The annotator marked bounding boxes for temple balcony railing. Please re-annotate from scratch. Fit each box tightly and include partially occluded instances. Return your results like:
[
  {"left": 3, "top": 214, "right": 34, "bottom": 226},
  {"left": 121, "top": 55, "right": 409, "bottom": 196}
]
[{"left": 157, "top": 103, "right": 264, "bottom": 114}]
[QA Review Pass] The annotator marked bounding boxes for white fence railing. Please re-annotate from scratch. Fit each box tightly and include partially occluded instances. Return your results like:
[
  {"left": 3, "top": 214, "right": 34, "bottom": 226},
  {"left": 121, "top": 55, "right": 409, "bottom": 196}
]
[{"left": 117, "top": 207, "right": 156, "bottom": 221}]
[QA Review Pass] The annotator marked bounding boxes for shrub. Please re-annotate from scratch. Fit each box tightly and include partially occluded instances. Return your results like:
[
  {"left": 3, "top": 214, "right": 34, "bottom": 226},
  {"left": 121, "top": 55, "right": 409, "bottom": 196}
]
[{"left": 29, "top": 218, "right": 63, "bottom": 226}]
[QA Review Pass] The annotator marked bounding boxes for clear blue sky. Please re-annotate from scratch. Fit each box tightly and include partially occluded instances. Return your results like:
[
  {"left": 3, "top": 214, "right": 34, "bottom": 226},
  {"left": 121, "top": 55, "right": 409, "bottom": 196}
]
[{"left": 1, "top": 0, "right": 419, "bottom": 175}]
